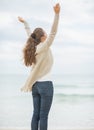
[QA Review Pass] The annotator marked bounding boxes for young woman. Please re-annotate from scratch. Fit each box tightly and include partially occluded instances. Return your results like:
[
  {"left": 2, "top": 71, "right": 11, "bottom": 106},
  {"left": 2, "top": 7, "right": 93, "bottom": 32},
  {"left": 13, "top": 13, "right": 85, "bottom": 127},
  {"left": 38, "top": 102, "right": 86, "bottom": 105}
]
[{"left": 18, "top": 3, "right": 60, "bottom": 130}]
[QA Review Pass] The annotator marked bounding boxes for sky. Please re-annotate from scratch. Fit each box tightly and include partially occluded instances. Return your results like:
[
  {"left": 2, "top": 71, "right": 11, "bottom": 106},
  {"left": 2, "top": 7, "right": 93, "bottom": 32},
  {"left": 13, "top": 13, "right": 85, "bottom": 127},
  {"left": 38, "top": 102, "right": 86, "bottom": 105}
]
[{"left": 0, "top": 0, "right": 94, "bottom": 76}]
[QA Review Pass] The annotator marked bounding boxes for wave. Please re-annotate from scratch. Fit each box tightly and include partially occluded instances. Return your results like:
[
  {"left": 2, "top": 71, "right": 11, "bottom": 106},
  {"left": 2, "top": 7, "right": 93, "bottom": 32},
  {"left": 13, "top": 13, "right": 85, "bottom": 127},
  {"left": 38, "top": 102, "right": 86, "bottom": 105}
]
[
  {"left": 55, "top": 93, "right": 94, "bottom": 97},
  {"left": 54, "top": 87, "right": 94, "bottom": 97}
]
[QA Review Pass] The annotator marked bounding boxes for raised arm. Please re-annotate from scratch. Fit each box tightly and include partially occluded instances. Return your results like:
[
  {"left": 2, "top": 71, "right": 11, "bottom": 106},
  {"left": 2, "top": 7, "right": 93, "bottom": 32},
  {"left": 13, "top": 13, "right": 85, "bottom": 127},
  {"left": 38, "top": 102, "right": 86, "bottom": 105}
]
[
  {"left": 46, "top": 3, "right": 60, "bottom": 46},
  {"left": 18, "top": 16, "right": 31, "bottom": 37},
  {"left": 46, "top": 13, "right": 59, "bottom": 46},
  {"left": 36, "top": 3, "right": 60, "bottom": 54}
]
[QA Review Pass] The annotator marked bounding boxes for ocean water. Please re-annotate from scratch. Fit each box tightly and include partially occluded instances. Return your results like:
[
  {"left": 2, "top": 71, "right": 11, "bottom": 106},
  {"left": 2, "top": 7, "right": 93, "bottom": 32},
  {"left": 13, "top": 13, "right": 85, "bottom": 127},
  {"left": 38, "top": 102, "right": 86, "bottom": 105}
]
[{"left": 0, "top": 74, "right": 94, "bottom": 129}]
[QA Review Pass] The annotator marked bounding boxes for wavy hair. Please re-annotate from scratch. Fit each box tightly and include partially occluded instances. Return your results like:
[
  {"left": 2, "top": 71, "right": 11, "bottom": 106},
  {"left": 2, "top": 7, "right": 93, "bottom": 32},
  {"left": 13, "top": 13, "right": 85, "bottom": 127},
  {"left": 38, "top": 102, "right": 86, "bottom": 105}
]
[{"left": 22, "top": 28, "right": 44, "bottom": 66}]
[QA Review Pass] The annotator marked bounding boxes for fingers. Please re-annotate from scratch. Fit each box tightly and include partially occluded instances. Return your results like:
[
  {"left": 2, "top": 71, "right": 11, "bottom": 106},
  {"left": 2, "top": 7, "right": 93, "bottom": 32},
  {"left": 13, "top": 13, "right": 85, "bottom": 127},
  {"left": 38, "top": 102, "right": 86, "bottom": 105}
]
[
  {"left": 53, "top": 3, "right": 60, "bottom": 14},
  {"left": 56, "top": 3, "right": 60, "bottom": 7},
  {"left": 54, "top": 3, "right": 60, "bottom": 8},
  {"left": 18, "top": 16, "right": 22, "bottom": 21},
  {"left": 18, "top": 16, "right": 20, "bottom": 19},
  {"left": 18, "top": 16, "right": 25, "bottom": 23}
]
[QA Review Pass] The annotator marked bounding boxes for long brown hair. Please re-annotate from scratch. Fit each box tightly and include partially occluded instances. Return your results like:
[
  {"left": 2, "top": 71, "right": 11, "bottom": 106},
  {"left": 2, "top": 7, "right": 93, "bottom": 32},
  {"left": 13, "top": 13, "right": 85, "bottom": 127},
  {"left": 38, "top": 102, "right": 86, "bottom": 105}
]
[{"left": 23, "top": 28, "right": 44, "bottom": 66}]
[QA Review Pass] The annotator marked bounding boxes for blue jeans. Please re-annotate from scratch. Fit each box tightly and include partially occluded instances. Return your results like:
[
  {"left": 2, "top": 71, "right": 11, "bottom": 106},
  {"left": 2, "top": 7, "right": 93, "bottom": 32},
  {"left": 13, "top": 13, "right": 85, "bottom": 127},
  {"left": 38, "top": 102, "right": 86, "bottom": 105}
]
[{"left": 31, "top": 81, "right": 54, "bottom": 130}]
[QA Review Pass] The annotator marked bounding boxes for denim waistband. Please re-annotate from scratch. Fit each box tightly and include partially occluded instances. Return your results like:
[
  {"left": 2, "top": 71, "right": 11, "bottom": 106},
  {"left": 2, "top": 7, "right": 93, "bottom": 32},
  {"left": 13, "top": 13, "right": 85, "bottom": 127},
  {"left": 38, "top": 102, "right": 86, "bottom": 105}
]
[
  {"left": 33, "top": 80, "right": 53, "bottom": 87},
  {"left": 36, "top": 80, "right": 52, "bottom": 84}
]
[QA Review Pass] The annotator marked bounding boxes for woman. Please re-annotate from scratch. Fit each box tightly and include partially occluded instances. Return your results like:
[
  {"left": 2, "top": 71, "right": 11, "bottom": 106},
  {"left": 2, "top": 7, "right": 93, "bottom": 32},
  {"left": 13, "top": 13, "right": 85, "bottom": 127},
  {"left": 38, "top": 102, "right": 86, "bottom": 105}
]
[{"left": 18, "top": 3, "right": 60, "bottom": 130}]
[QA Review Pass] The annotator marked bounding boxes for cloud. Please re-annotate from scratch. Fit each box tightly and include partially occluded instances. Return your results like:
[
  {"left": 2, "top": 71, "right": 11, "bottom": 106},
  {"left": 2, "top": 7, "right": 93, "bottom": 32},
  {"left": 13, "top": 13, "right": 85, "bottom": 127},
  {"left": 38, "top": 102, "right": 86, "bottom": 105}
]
[
  {"left": 59, "top": 28, "right": 94, "bottom": 46},
  {"left": 0, "top": 41, "right": 23, "bottom": 60},
  {"left": 51, "top": 45, "right": 94, "bottom": 75},
  {"left": 0, "top": 12, "right": 14, "bottom": 28},
  {"left": 60, "top": 0, "right": 94, "bottom": 28}
]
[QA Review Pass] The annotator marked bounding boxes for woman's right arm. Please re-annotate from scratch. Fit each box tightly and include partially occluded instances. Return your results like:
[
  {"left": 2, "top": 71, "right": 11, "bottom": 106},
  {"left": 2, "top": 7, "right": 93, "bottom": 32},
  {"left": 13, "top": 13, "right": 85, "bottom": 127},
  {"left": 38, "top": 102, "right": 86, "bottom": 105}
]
[{"left": 18, "top": 16, "right": 31, "bottom": 37}]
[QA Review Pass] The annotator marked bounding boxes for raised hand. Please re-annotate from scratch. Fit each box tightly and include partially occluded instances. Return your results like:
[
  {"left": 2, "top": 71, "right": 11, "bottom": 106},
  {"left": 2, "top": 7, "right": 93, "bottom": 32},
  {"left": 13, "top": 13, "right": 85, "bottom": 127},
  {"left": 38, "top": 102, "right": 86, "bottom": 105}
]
[
  {"left": 54, "top": 3, "right": 60, "bottom": 14},
  {"left": 18, "top": 16, "right": 25, "bottom": 23}
]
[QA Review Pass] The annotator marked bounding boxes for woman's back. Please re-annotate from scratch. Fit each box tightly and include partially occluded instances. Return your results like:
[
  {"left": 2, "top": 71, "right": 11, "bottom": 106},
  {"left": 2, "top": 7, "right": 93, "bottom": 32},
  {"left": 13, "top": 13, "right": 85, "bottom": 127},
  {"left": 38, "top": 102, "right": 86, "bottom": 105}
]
[{"left": 20, "top": 13, "right": 59, "bottom": 92}]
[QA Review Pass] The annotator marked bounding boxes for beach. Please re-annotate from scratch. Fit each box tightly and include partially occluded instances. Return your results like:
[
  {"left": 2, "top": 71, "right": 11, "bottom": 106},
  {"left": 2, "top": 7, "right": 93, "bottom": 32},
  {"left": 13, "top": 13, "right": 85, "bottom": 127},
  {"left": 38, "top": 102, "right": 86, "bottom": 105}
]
[
  {"left": 0, "top": 0, "right": 94, "bottom": 129},
  {"left": 0, "top": 74, "right": 94, "bottom": 130}
]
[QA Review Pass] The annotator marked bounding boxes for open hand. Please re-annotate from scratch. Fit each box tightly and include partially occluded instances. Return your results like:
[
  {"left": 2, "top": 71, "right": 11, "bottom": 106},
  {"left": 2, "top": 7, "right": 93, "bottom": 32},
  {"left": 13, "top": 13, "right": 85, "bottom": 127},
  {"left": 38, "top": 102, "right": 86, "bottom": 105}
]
[
  {"left": 18, "top": 16, "right": 25, "bottom": 23},
  {"left": 54, "top": 3, "right": 60, "bottom": 14}
]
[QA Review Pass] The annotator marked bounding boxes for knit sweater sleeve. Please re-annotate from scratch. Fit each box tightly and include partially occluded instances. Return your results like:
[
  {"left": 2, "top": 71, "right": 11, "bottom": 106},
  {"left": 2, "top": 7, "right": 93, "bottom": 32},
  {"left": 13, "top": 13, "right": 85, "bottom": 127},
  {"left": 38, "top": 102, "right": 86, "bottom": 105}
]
[
  {"left": 36, "top": 13, "right": 59, "bottom": 54},
  {"left": 23, "top": 21, "right": 31, "bottom": 37}
]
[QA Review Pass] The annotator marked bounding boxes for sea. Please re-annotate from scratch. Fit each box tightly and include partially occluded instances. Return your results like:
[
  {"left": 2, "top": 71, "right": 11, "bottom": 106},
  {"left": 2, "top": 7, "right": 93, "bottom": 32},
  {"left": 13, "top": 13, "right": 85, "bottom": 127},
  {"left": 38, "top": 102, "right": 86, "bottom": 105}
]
[{"left": 0, "top": 74, "right": 94, "bottom": 130}]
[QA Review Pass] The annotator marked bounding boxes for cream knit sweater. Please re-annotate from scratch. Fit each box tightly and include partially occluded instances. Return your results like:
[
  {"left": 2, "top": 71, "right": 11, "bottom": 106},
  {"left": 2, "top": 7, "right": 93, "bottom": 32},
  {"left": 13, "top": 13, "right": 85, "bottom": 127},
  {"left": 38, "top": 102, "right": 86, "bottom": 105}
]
[{"left": 21, "top": 14, "right": 59, "bottom": 92}]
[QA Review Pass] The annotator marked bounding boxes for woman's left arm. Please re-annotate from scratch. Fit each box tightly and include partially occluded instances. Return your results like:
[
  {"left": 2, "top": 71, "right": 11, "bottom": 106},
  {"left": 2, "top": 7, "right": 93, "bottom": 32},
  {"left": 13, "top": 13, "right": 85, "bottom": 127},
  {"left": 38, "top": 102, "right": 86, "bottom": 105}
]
[
  {"left": 18, "top": 16, "right": 31, "bottom": 37},
  {"left": 36, "top": 3, "right": 60, "bottom": 54}
]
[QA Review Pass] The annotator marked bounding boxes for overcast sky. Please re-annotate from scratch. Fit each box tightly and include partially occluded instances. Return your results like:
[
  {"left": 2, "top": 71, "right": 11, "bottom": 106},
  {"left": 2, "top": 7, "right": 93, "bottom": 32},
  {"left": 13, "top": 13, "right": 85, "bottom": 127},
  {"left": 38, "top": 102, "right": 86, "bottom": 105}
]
[{"left": 0, "top": 0, "right": 94, "bottom": 76}]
